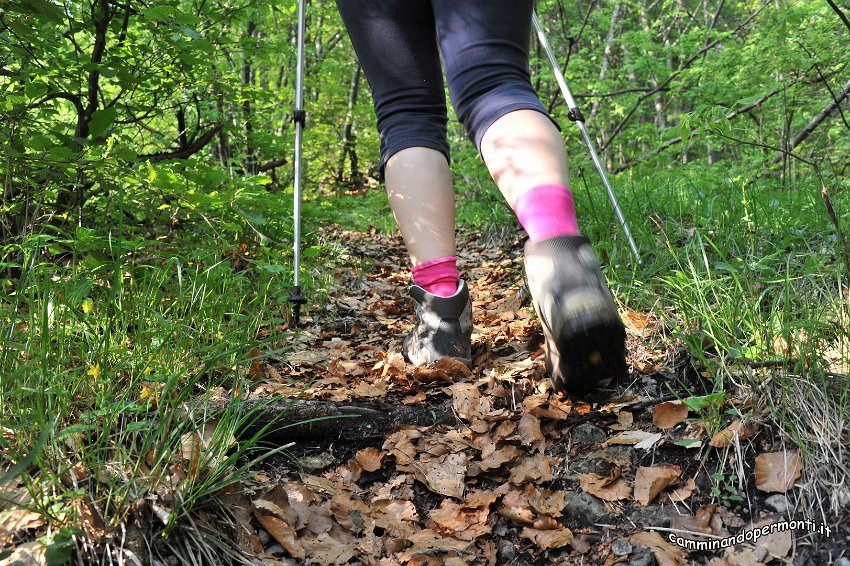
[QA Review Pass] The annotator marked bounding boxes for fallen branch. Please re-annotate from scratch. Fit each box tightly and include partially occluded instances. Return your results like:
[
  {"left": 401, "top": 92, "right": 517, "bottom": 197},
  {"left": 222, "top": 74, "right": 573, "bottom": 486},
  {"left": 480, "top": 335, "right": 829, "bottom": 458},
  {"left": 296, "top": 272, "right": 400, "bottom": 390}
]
[
  {"left": 560, "top": 393, "right": 681, "bottom": 428},
  {"left": 233, "top": 399, "right": 454, "bottom": 442}
]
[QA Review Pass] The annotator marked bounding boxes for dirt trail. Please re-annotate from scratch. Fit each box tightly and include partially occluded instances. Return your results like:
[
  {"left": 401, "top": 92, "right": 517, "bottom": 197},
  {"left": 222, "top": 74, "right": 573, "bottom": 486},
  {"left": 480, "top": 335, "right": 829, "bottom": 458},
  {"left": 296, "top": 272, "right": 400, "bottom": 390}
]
[{"left": 233, "top": 226, "right": 837, "bottom": 565}]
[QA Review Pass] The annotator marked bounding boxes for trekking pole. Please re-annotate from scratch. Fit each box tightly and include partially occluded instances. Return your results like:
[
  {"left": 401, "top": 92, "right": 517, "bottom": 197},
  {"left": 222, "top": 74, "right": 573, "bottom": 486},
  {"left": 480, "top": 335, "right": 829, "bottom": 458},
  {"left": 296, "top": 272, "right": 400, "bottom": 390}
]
[
  {"left": 532, "top": 12, "right": 642, "bottom": 267},
  {"left": 289, "top": 0, "right": 308, "bottom": 323}
]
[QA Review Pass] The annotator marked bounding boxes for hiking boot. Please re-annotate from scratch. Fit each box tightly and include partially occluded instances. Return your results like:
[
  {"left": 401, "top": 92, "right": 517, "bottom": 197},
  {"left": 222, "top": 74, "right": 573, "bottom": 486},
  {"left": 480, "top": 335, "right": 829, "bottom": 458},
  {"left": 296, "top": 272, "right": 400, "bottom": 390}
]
[
  {"left": 403, "top": 280, "right": 473, "bottom": 366},
  {"left": 524, "top": 235, "right": 626, "bottom": 395}
]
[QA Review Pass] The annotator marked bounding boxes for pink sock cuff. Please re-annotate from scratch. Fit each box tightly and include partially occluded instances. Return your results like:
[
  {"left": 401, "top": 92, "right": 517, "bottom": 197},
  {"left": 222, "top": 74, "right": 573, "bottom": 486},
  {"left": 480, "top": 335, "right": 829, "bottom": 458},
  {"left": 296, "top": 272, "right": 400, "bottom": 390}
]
[
  {"left": 513, "top": 183, "right": 580, "bottom": 242},
  {"left": 412, "top": 256, "right": 460, "bottom": 297},
  {"left": 513, "top": 184, "right": 574, "bottom": 215},
  {"left": 412, "top": 256, "right": 457, "bottom": 276}
]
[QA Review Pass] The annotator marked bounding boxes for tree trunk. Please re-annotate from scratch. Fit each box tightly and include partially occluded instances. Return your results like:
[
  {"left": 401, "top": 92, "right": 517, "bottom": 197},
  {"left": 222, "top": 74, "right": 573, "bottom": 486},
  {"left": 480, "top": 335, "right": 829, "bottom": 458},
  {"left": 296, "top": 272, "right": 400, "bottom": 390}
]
[
  {"left": 336, "top": 63, "right": 362, "bottom": 190},
  {"left": 590, "top": 2, "right": 621, "bottom": 120},
  {"left": 58, "top": 0, "right": 112, "bottom": 216},
  {"left": 242, "top": 21, "right": 258, "bottom": 174}
]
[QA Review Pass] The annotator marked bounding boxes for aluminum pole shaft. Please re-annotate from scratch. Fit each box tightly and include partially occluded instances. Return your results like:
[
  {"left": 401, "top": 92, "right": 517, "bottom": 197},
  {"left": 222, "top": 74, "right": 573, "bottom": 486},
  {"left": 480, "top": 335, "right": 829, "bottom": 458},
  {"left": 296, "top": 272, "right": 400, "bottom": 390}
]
[
  {"left": 293, "top": 0, "right": 306, "bottom": 288},
  {"left": 532, "top": 12, "right": 642, "bottom": 266}
]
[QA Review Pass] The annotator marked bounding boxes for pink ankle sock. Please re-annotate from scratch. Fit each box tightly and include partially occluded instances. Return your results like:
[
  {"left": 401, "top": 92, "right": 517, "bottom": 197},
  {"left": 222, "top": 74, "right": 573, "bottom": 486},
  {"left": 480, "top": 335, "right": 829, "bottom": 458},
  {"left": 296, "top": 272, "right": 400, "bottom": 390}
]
[
  {"left": 412, "top": 256, "right": 460, "bottom": 297},
  {"left": 513, "top": 184, "right": 580, "bottom": 242}
]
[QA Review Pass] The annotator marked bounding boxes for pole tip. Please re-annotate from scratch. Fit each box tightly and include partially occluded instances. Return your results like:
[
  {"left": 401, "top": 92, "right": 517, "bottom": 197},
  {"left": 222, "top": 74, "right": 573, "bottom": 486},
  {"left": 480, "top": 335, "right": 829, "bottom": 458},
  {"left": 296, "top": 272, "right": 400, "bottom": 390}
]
[{"left": 289, "top": 286, "right": 307, "bottom": 326}]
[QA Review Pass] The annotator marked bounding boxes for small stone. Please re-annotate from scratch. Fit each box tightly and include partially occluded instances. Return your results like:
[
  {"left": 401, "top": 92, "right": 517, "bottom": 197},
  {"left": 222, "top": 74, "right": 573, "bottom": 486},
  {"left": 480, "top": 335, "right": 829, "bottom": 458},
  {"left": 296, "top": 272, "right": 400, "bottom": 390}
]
[
  {"left": 492, "top": 523, "right": 508, "bottom": 537},
  {"left": 612, "top": 538, "right": 633, "bottom": 556},
  {"left": 764, "top": 494, "right": 790, "bottom": 514},
  {"left": 587, "top": 445, "right": 638, "bottom": 469},
  {"left": 265, "top": 543, "right": 285, "bottom": 557},
  {"left": 834, "top": 558, "right": 850, "bottom": 566},
  {"left": 628, "top": 547, "right": 655, "bottom": 566},
  {"left": 497, "top": 540, "right": 517, "bottom": 563},
  {"left": 563, "top": 491, "right": 610, "bottom": 526},
  {"left": 629, "top": 505, "right": 672, "bottom": 528},
  {"left": 571, "top": 423, "right": 608, "bottom": 445},
  {"left": 257, "top": 529, "right": 270, "bottom": 545},
  {"left": 297, "top": 450, "right": 336, "bottom": 472},
  {"left": 561, "top": 470, "right": 581, "bottom": 489}
]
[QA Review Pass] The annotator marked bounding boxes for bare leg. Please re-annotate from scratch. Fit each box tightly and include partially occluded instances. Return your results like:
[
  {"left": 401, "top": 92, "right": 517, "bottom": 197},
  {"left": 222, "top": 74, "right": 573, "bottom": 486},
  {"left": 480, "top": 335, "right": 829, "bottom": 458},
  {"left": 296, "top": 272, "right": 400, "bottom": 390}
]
[
  {"left": 384, "top": 147, "right": 456, "bottom": 266},
  {"left": 479, "top": 109, "right": 569, "bottom": 208},
  {"left": 480, "top": 109, "right": 625, "bottom": 395}
]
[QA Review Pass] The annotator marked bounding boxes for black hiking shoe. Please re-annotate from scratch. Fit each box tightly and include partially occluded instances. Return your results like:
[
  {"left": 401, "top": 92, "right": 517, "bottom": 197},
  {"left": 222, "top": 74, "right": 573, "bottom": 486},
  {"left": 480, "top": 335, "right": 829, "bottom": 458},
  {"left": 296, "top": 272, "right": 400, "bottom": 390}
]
[
  {"left": 403, "top": 280, "right": 473, "bottom": 367},
  {"left": 524, "top": 235, "right": 626, "bottom": 395}
]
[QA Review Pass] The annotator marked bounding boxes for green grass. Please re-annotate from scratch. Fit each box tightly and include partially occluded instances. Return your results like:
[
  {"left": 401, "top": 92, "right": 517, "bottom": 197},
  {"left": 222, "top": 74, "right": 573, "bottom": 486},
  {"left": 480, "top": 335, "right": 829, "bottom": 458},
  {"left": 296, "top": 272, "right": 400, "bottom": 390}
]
[
  {"left": 593, "top": 163, "right": 849, "bottom": 515},
  {"left": 0, "top": 218, "right": 302, "bottom": 562}
]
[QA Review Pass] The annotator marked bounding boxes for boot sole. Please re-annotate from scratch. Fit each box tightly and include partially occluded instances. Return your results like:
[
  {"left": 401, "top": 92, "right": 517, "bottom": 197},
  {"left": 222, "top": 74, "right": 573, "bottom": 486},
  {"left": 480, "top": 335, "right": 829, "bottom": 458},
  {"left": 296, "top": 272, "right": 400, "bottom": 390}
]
[
  {"left": 539, "top": 292, "right": 627, "bottom": 395},
  {"left": 549, "top": 320, "right": 626, "bottom": 395}
]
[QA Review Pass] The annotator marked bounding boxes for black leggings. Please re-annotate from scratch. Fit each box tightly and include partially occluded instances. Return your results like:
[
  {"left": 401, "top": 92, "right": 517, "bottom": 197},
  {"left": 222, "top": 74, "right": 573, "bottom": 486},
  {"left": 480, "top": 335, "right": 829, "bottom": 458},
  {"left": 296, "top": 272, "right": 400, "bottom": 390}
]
[{"left": 336, "top": 0, "right": 556, "bottom": 177}]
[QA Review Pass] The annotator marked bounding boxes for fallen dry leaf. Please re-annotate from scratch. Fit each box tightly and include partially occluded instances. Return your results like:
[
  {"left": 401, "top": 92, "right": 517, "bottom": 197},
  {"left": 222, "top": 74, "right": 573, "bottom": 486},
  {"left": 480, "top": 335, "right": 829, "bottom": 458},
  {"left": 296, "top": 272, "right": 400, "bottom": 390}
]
[
  {"left": 520, "top": 526, "right": 573, "bottom": 550},
  {"left": 629, "top": 531, "right": 687, "bottom": 566},
  {"left": 754, "top": 451, "right": 803, "bottom": 493},
  {"left": 710, "top": 419, "right": 757, "bottom": 448},
  {"left": 366, "top": 499, "right": 419, "bottom": 539},
  {"left": 526, "top": 485, "right": 566, "bottom": 517},
  {"left": 0, "top": 507, "right": 44, "bottom": 534},
  {"left": 428, "top": 488, "right": 504, "bottom": 541},
  {"left": 395, "top": 529, "right": 470, "bottom": 563},
  {"left": 383, "top": 428, "right": 421, "bottom": 469},
  {"left": 653, "top": 401, "right": 689, "bottom": 429},
  {"left": 750, "top": 516, "right": 792, "bottom": 559},
  {"left": 415, "top": 452, "right": 467, "bottom": 499},
  {"left": 435, "top": 357, "right": 473, "bottom": 379},
  {"left": 605, "top": 430, "right": 663, "bottom": 449},
  {"left": 669, "top": 504, "right": 714, "bottom": 535},
  {"left": 410, "top": 357, "right": 473, "bottom": 383},
  {"left": 518, "top": 412, "right": 545, "bottom": 449},
  {"left": 351, "top": 380, "right": 388, "bottom": 399},
  {"left": 523, "top": 395, "right": 572, "bottom": 420},
  {"left": 509, "top": 452, "right": 555, "bottom": 484},
  {"left": 634, "top": 465, "right": 682, "bottom": 505},
  {"left": 296, "top": 533, "right": 359, "bottom": 565},
  {"left": 253, "top": 507, "right": 303, "bottom": 560},
  {"left": 497, "top": 488, "right": 536, "bottom": 525},
  {"left": 579, "top": 471, "right": 632, "bottom": 501},
  {"left": 476, "top": 444, "right": 522, "bottom": 473},
  {"left": 661, "top": 477, "right": 698, "bottom": 503},
  {"left": 248, "top": 347, "right": 265, "bottom": 380},
  {"left": 451, "top": 383, "right": 488, "bottom": 420},
  {"left": 0, "top": 541, "right": 47, "bottom": 566},
  {"left": 635, "top": 432, "right": 665, "bottom": 450},
  {"left": 622, "top": 309, "right": 652, "bottom": 335},
  {"left": 608, "top": 410, "right": 634, "bottom": 430},
  {"left": 355, "top": 447, "right": 385, "bottom": 472}
]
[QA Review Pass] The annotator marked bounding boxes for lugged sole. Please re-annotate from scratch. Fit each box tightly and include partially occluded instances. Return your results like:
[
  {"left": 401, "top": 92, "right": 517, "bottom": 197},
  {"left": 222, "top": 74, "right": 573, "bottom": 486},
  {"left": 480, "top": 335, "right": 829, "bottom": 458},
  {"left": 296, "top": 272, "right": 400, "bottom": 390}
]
[
  {"left": 549, "top": 320, "right": 626, "bottom": 395},
  {"left": 537, "top": 292, "right": 627, "bottom": 395}
]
